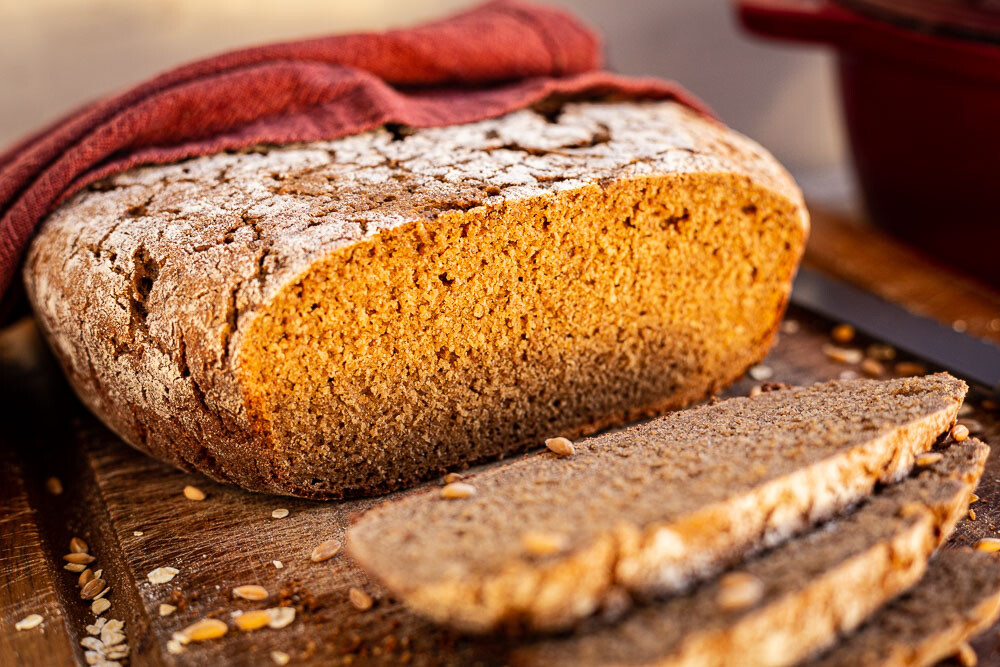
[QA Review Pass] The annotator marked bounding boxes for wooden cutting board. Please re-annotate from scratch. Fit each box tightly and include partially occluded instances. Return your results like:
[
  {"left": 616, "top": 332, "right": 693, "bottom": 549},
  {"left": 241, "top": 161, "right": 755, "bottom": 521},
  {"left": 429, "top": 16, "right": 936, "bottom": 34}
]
[{"left": 2, "top": 210, "right": 999, "bottom": 666}]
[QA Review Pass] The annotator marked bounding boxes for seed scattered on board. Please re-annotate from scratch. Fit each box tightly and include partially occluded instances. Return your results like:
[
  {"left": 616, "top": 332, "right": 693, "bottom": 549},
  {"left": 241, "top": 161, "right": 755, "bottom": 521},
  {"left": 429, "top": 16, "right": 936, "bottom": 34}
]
[
  {"left": 859, "top": 358, "right": 884, "bottom": 378},
  {"left": 91, "top": 598, "right": 111, "bottom": 615},
  {"left": 235, "top": 610, "right": 272, "bottom": 631},
  {"left": 70, "top": 537, "right": 89, "bottom": 553},
  {"left": 311, "top": 539, "right": 342, "bottom": 562},
  {"left": 894, "top": 361, "right": 927, "bottom": 376},
  {"left": 349, "top": 587, "right": 374, "bottom": 611},
  {"left": 951, "top": 424, "right": 970, "bottom": 442},
  {"left": 132, "top": 531, "right": 143, "bottom": 537},
  {"left": 273, "top": 560, "right": 284, "bottom": 569},
  {"left": 272, "top": 651, "right": 291, "bottom": 665},
  {"left": 147, "top": 566, "right": 179, "bottom": 584},
  {"left": 975, "top": 538, "right": 1000, "bottom": 553},
  {"left": 545, "top": 436, "right": 575, "bottom": 457},
  {"left": 822, "top": 344, "right": 863, "bottom": 365},
  {"left": 441, "top": 482, "right": 477, "bottom": 499},
  {"left": 266, "top": 606, "right": 296, "bottom": 629},
  {"left": 159, "top": 603, "right": 176, "bottom": 616},
  {"left": 272, "top": 508, "right": 289, "bottom": 519},
  {"left": 443, "top": 472, "right": 464, "bottom": 484},
  {"left": 233, "top": 584, "right": 269, "bottom": 601},
  {"left": 183, "top": 485, "right": 206, "bottom": 501},
  {"left": 831, "top": 323, "right": 855, "bottom": 344},
  {"left": 46, "top": 476, "right": 64, "bottom": 495},
  {"left": 748, "top": 364, "right": 773, "bottom": 381},
  {"left": 177, "top": 618, "right": 228, "bottom": 643},
  {"left": 15, "top": 614, "right": 43, "bottom": 631}
]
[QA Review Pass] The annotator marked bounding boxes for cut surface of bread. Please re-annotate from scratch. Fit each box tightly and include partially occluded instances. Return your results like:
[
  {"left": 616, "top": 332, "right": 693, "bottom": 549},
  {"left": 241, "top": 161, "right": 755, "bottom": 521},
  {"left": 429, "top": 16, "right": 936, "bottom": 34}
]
[
  {"left": 808, "top": 547, "right": 1000, "bottom": 667},
  {"left": 347, "top": 374, "right": 967, "bottom": 633},
  {"left": 509, "top": 438, "right": 988, "bottom": 666},
  {"left": 23, "top": 101, "right": 807, "bottom": 498}
]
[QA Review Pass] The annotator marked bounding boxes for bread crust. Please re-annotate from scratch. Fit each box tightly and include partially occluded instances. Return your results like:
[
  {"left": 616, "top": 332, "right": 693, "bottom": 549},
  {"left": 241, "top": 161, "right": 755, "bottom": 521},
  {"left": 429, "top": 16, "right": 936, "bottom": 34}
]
[{"left": 23, "top": 101, "right": 807, "bottom": 498}]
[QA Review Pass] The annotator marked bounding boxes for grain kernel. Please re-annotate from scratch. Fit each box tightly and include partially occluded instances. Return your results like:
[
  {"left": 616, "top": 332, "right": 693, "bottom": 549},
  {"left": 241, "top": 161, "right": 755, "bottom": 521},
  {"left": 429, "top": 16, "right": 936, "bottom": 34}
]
[
  {"left": 78, "top": 568, "right": 95, "bottom": 587},
  {"left": 441, "top": 482, "right": 476, "bottom": 499},
  {"left": 349, "top": 587, "right": 374, "bottom": 611},
  {"left": 544, "top": 437, "right": 575, "bottom": 457},
  {"left": 311, "top": 539, "right": 342, "bottom": 562},
  {"left": 895, "top": 361, "right": 927, "bottom": 376},
  {"left": 867, "top": 343, "right": 896, "bottom": 361},
  {"left": 181, "top": 618, "right": 228, "bottom": 642},
  {"left": 521, "top": 531, "right": 568, "bottom": 556},
  {"left": 915, "top": 452, "right": 943, "bottom": 467},
  {"left": 235, "top": 610, "right": 271, "bottom": 631},
  {"left": 183, "top": 485, "right": 206, "bottom": 501},
  {"left": 233, "top": 585, "right": 269, "bottom": 601},
  {"left": 147, "top": 566, "right": 179, "bottom": 584},
  {"left": 443, "top": 472, "right": 464, "bottom": 484},
  {"left": 70, "top": 537, "right": 89, "bottom": 553},
  {"left": 823, "top": 344, "right": 863, "bottom": 364},
  {"left": 266, "top": 606, "right": 296, "bottom": 629},
  {"left": 831, "top": 323, "right": 855, "bottom": 344},
  {"left": 64, "top": 552, "right": 96, "bottom": 564},
  {"left": 951, "top": 424, "right": 970, "bottom": 442},
  {"left": 717, "top": 572, "right": 765, "bottom": 611},
  {"left": 80, "top": 578, "right": 107, "bottom": 600},
  {"left": 271, "top": 508, "right": 289, "bottom": 519},
  {"left": 859, "top": 358, "right": 884, "bottom": 378},
  {"left": 975, "top": 538, "right": 1000, "bottom": 552},
  {"left": 91, "top": 598, "right": 111, "bottom": 615},
  {"left": 64, "top": 563, "right": 87, "bottom": 573},
  {"left": 46, "top": 477, "right": 63, "bottom": 495},
  {"left": 15, "top": 614, "right": 43, "bottom": 631},
  {"left": 969, "top": 509, "right": 977, "bottom": 521}
]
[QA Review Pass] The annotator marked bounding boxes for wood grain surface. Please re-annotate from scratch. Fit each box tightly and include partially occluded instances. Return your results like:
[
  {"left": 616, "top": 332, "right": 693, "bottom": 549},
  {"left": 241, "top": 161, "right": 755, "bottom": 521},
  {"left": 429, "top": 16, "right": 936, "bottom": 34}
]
[{"left": 2, "top": 210, "right": 999, "bottom": 666}]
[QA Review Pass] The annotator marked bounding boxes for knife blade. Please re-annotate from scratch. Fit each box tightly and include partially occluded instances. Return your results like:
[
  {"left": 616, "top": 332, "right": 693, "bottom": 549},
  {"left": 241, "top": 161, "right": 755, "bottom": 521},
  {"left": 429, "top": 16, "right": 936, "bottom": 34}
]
[{"left": 790, "top": 267, "right": 1000, "bottom": 394}]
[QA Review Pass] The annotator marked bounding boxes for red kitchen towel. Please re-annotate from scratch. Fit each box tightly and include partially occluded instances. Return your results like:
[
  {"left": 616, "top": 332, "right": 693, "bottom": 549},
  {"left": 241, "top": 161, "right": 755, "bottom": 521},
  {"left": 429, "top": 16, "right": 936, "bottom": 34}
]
[{"left": 0, "top": 0, "right": 711, "bottom": 302}]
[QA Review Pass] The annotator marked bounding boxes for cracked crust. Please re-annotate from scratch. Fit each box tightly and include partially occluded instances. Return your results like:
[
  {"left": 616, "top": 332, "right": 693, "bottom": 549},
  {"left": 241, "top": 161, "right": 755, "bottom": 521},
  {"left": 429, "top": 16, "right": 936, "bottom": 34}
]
[
  {"left": 509, "top": 438, "right": 988, "bottom": 665},
  {"left": 22, "top": 101, "right": 808, "bottom": 498},
  {"left": 347, "top": 374, "right": 967, "bottom": 633}
]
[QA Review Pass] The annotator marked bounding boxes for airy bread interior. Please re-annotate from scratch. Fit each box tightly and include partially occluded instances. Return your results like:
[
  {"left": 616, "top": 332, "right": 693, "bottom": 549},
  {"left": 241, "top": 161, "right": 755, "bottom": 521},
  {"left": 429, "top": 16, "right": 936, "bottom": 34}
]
[{"left": 237, "top": 172, "right": 805, "bottom": 496}]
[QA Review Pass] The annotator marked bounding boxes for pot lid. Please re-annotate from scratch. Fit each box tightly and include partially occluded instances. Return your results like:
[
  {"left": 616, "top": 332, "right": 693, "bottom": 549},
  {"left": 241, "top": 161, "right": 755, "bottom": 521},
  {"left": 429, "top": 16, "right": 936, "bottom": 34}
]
[{"left": 837, "top": 0, "right": 1000, "bottom": 43}]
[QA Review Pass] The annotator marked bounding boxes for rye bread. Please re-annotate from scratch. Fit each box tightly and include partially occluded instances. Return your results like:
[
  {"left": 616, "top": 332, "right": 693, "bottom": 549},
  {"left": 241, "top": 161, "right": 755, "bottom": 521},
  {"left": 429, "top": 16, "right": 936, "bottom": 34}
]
[
  {"left": 809, "top": 547, "right": 1000, "bottom": 667},
  {"left": 347, "top": 374, "right": 967, "bottom": 633},
  {"left": 509, "top": 438, "right": 988, "bottom": 666},
  {"left": 23, "top": 101, "right": 807, "bottom": 499}
]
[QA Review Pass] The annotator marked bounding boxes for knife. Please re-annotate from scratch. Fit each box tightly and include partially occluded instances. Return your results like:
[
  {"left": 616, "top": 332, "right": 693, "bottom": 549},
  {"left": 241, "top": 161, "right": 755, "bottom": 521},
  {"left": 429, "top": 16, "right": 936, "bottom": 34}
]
[{"left": 790, "top": 267, "right": 1000, "bottom": 394}]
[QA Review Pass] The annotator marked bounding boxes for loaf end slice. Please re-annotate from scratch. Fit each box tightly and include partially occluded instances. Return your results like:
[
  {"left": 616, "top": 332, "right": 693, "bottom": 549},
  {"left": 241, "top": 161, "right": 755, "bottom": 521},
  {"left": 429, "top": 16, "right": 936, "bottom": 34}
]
[
  {"left": 510, "top": 438, "right": 988, "bottom": 666},
  {"left": 24, "top": 101, "right": 806, "bottom": 498},
  {"left": 347, "top": 374, "right": 967, "bottom": 633},
  {"left": 808, "top": 547, "right": 1000, "bottom": 667}
]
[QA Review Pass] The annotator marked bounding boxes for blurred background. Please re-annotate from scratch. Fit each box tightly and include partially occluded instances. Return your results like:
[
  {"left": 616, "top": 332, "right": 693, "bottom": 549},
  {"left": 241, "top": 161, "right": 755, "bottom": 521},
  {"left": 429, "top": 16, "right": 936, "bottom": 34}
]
[{"left": 0, "top": 0, "right": 850, "bottom": 209}]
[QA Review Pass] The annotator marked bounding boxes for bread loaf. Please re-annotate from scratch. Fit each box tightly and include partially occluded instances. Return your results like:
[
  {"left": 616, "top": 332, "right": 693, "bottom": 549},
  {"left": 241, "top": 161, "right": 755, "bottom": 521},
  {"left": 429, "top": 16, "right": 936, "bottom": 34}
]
[
  {"left": 510, "top": 439, "right": 987, "bottom": 666},
  {"left": 347, "top": 374, "right": 966, "bottom": 633},
  {"left": 23, "top": 101, "right": 807, "bottom": 498}
]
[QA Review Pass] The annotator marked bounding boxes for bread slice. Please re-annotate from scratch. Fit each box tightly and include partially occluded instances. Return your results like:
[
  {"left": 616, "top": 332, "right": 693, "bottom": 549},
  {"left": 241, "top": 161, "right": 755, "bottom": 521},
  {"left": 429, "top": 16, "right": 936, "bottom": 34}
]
[
  {"left": 508, "top": 439, "right": 988, "bottom": 666},
  {"left": 23, "top": 101, "right": 807, "bottom": 499},
  {"left": 808, "top": 547, "right": 1000, "bottom": 667},
  {"left": 347, "top": 374, "right": 967, "bottom": 633}
]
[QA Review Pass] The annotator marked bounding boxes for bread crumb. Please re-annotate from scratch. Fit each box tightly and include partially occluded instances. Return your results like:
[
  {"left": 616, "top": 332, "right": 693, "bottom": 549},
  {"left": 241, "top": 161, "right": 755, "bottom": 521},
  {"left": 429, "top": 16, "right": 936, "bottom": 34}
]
[
  {"left": 147, "top": 567, "right": 179, "bottom": 584},
  {"left": 831, "top": 323, "right": 855, "bottom": 344},
  {"left": 159, "top": 604, "right": 176, "bottom": 616},
  {"left": 272, "top": 650, "right": 291, "bottom": 665},
  {"left": 15, "top": 614, "right": 43, "bottom": 631}
]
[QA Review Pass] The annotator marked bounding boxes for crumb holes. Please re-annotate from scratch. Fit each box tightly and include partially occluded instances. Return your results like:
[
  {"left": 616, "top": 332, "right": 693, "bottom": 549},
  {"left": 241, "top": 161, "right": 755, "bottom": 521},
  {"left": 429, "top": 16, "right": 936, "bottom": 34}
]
[
  {"left": 438, "top": 273, "right": 454, "bottom": 286},
  {"left": 483, "top": 186, "right": 501, "bottom": 196},
  {"left": 742, "top": 204, "right": 758, "bottom": 216}
]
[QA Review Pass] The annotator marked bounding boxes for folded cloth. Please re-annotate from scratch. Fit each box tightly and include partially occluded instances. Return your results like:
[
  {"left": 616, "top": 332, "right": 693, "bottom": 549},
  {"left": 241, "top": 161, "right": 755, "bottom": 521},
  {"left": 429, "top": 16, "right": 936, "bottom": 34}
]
[{"left": 0, "top": 0, "right": 710, "bottom": 303}]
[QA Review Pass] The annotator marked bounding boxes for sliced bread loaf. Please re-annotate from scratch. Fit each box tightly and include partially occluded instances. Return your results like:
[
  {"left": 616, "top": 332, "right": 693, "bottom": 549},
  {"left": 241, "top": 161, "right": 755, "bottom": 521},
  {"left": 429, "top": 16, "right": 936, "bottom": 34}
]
[
  {"left": 509, "top": 439, "right": 988, "bottom": 666},
  {"left": 23, "top": 101, "right": 807, "bottom": 499},
  {"left": 808, "top": 547, "right": 1000, "bottom": 667},
  {"left": 347, "top": 374, "right": 967, "bottom": 633}
]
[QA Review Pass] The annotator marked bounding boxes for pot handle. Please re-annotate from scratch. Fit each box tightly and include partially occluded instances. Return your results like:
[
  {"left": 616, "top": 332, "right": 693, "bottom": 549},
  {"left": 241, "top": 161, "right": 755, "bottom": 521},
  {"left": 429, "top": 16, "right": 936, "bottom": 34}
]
[{"left": 736, "top": 0, "right": 861, "bottom": 46}]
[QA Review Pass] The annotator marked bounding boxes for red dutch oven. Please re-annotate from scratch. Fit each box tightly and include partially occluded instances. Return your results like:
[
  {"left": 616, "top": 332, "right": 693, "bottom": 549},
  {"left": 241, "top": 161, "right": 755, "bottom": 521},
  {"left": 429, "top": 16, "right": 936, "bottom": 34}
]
[{"left": 738, "top": 0, "right": 1000, "bottom": 288}]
